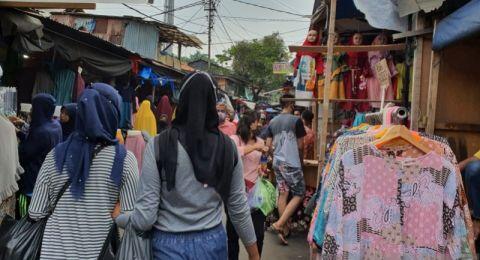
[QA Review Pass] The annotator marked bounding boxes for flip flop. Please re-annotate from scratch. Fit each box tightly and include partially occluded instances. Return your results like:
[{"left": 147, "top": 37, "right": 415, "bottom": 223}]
[{"left": 272, "top": 223, "right": 289, "bottom": 245}]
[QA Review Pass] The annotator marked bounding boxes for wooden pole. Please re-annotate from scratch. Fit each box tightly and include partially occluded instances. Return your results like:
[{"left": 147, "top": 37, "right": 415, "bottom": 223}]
[
  {"left": 426, "top": 20, "right": 440, "bottom": 134},
  {"left": 289, "top": 43, "right": 406, "bottom": 53},
  {"left": 410, "top": 13, "right": 424, "bottom": 131},
  {"left": 318, "top": 0, "right": 337, "bottom": 170}
]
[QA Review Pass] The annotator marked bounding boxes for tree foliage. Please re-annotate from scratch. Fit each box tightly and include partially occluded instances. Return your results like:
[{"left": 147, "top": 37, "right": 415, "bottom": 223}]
[
  {"left": 182, "top": 50, "right": 215, "bottom": 64},
  {"left": 221, "top": 33, "right": 289, "bottom": 99}
]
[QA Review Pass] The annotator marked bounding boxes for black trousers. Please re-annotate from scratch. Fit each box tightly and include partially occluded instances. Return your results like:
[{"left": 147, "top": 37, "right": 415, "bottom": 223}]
[{"left": 226, "top": 210, "right": 266, "bottom": 260}]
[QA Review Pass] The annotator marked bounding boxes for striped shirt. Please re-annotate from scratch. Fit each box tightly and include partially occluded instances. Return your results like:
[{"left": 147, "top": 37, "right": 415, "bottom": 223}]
[{"left": 29, "top": 146, "right": 139, "bottom": 260}]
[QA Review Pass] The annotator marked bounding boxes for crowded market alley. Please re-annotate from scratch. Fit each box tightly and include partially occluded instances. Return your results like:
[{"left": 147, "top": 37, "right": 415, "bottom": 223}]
[{"left": 1, "top": 0, "right": 480, "bottom": 259}]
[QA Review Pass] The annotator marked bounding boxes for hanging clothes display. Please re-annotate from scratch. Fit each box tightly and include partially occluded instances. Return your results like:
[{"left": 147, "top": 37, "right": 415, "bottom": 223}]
[
  {"left": 0, "top": 87, "right": 17, "bottom": 116},
  {"left": 308, "top": 120, "right": 475, "bottom": 258},
  {"left": 72, "top": 71, "right": 85, "bottom": 102},
  {"left": 0, "top": 115, "right": 23, "bottom": 223},
  {"left": 343, "top": 35, "right": 369, "bottom": 112},
  {"left": 293, "top": 30, "right": 324, "bottom": 107},
  {"left": 319, "top": 51, "right": 347, "bottom": 99},
  {"left": 53, "top": 69, "right": 76, "bottom": 105}
]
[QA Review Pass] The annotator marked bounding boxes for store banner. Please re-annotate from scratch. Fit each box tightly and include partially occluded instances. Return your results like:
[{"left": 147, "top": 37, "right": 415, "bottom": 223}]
[{"left": 273, "top": 62, "right": 293, "bottom": 74}]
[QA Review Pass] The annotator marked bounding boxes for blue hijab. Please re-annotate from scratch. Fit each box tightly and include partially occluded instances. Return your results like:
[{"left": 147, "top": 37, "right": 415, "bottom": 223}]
[
  {"left": 54, "top": 83, "right": 126, "bottom": 199},
  {"left": 19, "top": 93, "right": 62, "bottom": 195}
]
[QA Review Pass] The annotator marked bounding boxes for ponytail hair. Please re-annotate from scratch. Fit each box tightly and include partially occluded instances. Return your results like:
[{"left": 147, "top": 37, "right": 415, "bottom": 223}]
[{"left": 236, "top": 110, "right": 259, "bottom": 144}]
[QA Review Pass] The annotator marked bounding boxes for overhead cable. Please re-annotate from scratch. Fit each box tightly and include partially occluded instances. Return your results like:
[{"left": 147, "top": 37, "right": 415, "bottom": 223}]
[{"left": 231, "top": 0, "right": 307, "bottom": 17}]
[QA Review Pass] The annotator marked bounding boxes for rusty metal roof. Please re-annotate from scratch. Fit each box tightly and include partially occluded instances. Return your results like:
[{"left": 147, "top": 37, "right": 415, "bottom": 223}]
[{"left": 50, "top": 12, "right": 202, "bottom": 47}]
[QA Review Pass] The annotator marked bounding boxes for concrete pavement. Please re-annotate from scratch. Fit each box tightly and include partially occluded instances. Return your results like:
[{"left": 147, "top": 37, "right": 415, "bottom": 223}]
[{"left": 239, "top": 229, "right": 310, "bottom": 259}]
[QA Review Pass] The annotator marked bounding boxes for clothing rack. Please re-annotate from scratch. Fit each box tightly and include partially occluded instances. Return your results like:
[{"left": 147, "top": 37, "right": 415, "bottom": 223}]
[
  {"left": 365, "top": 103, "right": 408, "bottom": 125},
  {"left": 0, "top": 86, "right": 17, "bottom": 116}
]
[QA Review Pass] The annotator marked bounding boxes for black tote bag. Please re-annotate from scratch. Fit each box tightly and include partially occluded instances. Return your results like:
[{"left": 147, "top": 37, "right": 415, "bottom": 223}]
[
  {"left": 97, "top": 222, "right": 120, "bottom": 260},
  {"left": 0, "top": 181, "right": 71, "bottom": 260}
]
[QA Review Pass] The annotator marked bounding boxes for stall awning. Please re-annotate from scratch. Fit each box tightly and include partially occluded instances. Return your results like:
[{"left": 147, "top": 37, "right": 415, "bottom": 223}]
[
  {"left": 0, "top": 9, "right": 53, "bottom": 53},
  {"left": 432, "top": 0, "right": 480, "bottom": 51}
]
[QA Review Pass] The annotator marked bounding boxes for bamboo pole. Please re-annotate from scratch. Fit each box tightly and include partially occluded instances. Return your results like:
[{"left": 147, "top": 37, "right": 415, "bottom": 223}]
[{"left": 317, "top": 0, "right": 337, "bottom": 173}]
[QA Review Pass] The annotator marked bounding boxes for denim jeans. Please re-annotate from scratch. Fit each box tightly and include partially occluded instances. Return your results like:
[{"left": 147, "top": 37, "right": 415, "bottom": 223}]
[
  {"left": 461, "top": 160, "right": 480, "bottom": 219},
  {"left": 152, "top": 224, "right": 227, "bottom": 260}
]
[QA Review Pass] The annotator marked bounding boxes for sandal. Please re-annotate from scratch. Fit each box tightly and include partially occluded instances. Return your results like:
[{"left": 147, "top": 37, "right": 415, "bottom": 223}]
[{"left": 272, "top": 223, "right": 289, "bottom": 245}]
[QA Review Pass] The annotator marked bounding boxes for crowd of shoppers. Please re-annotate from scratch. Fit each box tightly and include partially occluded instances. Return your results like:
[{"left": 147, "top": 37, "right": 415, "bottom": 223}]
[{"left": 0, "top": 71, "right": 322, "bottom": 260}]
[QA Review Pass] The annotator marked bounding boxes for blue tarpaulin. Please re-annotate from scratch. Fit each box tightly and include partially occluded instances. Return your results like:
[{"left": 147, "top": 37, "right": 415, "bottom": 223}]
[{"left": 433, "top": 0, "right": 480, "bottom": 50}]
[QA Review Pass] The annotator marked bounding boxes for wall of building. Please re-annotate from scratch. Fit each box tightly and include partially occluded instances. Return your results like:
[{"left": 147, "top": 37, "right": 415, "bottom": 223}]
[{"left": 418, "top": 37, "right": 480, "bottom": 160}]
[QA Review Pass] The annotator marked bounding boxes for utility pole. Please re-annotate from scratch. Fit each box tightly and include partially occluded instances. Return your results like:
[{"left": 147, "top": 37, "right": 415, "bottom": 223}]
[
  {"left": 164, "top": 0, "right": 174, "bottom": 54},
  {"left": 205, "top": 0, "right": 215, "bottom": 70}
]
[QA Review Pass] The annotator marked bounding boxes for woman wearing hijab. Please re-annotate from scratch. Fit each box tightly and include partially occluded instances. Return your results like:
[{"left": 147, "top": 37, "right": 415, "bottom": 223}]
[
  {"left": 156, "top": 95, "right": 173, "bottom": 133},
  {"left": 134, "top": 99, "right": 157, "bottom": 136},
  {"left": 28, "top": 83, "right": 139, "bottom": 259},
  {"left": 59, "top": 103, "right": 77, "bottom": 141},
  {"left": 117, "top": 72, "right": 260, "bottom": 260},
  {"left": 17, "top": 93, "right": 62, "bottom": 217}
]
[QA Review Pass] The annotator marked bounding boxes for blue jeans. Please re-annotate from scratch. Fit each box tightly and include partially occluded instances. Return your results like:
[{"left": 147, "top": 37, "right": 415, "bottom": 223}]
[
  {"left": 462, "top": 160, "right": 480, "bottom": 219},
  {"left": 152, "top": 224, "right": 227, "bottom": 260}
]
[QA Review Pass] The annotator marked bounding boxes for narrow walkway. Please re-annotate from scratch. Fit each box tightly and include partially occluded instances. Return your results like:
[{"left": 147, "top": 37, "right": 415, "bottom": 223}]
[{"left": 239, "top": 230, "right": 310, "bottom": 259}]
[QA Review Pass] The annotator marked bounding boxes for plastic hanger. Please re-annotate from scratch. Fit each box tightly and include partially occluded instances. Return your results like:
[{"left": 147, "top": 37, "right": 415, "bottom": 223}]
[{"left": 372, "top": 125, "right": 431, "bottom": 154}]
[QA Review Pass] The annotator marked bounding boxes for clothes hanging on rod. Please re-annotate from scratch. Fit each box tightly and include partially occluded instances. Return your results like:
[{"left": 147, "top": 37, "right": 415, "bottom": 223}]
[
  {"left": 0, "top": 87, "right": 17, "bottom": 116},
  {"left": 308, "top": 125, "right": 475, "bottom": 258}
]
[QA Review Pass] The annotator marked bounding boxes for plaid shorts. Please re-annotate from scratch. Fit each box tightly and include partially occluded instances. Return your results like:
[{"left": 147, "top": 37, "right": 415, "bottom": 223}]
[{"left": 273, "top": 160, "right": 306, "bottom": 197}]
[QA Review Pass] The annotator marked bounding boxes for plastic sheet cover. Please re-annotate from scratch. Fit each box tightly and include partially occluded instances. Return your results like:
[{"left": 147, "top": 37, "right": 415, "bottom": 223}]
[{"left": 352, "top": 0, "right": 408, "bottom": 32}]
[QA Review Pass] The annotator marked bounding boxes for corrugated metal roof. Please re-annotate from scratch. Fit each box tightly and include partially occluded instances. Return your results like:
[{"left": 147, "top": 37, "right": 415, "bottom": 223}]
[
  {"left": 122, "top": 21, "right": 158, "bottom": 60},
  {"left": 50, "top": 12, "right": 202, "bottom": 47}
]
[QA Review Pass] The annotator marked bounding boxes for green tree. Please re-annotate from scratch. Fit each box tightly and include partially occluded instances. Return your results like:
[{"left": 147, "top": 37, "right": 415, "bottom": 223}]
[
  {"left": 182, "top": 50, "right": 215, "bottom": 64},
  {"left": 222, "top": 33, "right": 289, "bottom": 100}
]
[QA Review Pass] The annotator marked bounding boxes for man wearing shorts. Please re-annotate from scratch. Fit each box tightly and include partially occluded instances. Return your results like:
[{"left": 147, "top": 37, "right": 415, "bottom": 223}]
[{"left": 266, "top": 94, "right": 306, "bottom": 244}]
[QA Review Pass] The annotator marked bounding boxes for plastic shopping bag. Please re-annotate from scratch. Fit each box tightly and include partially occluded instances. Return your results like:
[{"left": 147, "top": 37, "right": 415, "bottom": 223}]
[
  {"left": 247, "top": 177, "right": 277, "bottom": 216},
  {"left": 0, "top": 215, "right": 47, "bottom": 260},
  {"left": 115, "top": 221, "right": 152, "bottom": 260}
]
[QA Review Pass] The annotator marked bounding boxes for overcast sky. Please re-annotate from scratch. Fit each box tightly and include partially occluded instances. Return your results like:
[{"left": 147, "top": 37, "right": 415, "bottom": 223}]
[{"left": 87, "top": 0, "right": 315, "bottom": 59}]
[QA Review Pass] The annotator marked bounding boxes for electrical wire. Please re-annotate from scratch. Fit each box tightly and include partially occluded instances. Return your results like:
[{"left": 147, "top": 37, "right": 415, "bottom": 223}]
[
  {"left": 148, "top": 4, "right": 206, "bottom": 28},
  {"left": 144, "top": 1, "right": 203, "bottom": 19},
  {"left": 270, "top": 0, "right": 299, "bottom": 13},
  {"left": 176, "top": 6, "right": 205, "bottom": 27},
  {"left": 219, "top": 1, "right": 262, "bottom": 38},
  {"left": 210, "top": 26, "right": 308, "bottom": 45},
  {"left": 122, "top": 4, "right": 206, "bottom": 34},
  {"left": 214, "top": 9, "right": 235, "bottom": 45},
  {"left": 231, "top": 0, "right": 306, "bottom": 17},
  {"left": 219, "top": 16, "right": 307, "bottom": 22}
]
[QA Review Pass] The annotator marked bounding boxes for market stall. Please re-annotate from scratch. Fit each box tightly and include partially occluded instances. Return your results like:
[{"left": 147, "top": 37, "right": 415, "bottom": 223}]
[{"left": 290, "top": 0, "right": 480, "bottom": 258}]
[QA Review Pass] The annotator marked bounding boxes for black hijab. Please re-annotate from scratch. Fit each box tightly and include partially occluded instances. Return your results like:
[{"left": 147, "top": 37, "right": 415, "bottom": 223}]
[
  {"left": 61, "top": 103, "right": 77, "bottom": 141},
  {"left": 156, "top": 71, "right": 237, "bottom": 202}
]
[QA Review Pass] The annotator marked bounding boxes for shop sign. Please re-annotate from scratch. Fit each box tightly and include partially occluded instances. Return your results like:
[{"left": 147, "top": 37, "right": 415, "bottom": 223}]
[
  {"left": 374, "top": 58, "right": 391, "bottom": 89},
  {"left": 273, "top": 62, "right": 292, "bottom": 74}
]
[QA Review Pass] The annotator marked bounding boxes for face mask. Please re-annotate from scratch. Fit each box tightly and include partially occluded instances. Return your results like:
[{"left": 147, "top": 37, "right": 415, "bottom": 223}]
[{"left": 218, "top": 111, "right": 227, "bottom": 123}]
